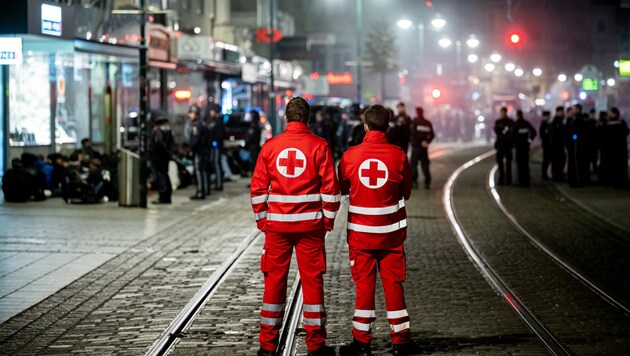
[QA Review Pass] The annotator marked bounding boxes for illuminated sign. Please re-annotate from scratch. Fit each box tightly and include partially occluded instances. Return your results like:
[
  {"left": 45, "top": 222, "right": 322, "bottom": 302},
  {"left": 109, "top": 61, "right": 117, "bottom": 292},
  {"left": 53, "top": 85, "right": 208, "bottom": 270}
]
[
  {"left": 582, "top": 78, "right": 598, "bottom": 91},
  {"left": 619, "top": 60, "right": 630, "bottom": 77},
  {"left": 41, "top": 4, "right": 62, "bottom": 37},
  {"left": 174, "top": 90, "right": 192, "bottom": 101},
  {"left": 0, "top": 38, "right": 22, "bottom": 65},
  {"left": 326, "top": 72, "right": 353, "bottom": 85}
]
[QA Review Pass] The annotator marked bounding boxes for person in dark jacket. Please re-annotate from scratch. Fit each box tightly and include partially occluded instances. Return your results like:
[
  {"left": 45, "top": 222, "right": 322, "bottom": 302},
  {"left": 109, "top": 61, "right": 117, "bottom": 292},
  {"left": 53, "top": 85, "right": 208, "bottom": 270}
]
[
  {"left": 150, "top": 111, "right": 175, "bottom": 204},
  {"left": 512, "top": 110, "right": 537, "bottom": 187},
  {"left": 494, "top": 107, "right": 514, "bottom": 185},
  {"left": 550, "top": 106, "right": 567, "bottom": 182},
  {"left": 388, "top": 102, "right": 411, "bottom": 153},
  {"left": 2, "top": 159, "right": 33, "bottom": 202},
  {"left": 410, "top": 107, "right": 435, "bottom": 189},
  {"left": 189, "top": 104, "right": 212, "bottom": 199},
  {"left": 565, "top": 105, "right": 588, "bottom": 187},
  {"left": 207, "top": 103, "right": 225, "bottom": 191},
  {"left": 606, "top": 107, "right": 629, "bottom": 189},
  {"left": 349, "top": 107, "right": 368, "bottom": 147},
  {"left": 245, "top": 110, "right": 263, "bottom": 174},
  {"left": 597, "top": 111, "right": 611, "bottom": 186},
  {"left": 539, "top": 111, "right": 552, "bottom": 180}
]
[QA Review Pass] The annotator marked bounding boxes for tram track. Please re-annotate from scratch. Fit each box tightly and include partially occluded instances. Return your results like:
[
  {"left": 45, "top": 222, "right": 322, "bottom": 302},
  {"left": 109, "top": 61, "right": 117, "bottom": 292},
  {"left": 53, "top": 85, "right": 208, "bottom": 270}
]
[
  {"left": 487, "top": 165, "right": 630, "bottom": 316},
  {"left": 443, "top": 151, "right": 571, "bottom": 356}
]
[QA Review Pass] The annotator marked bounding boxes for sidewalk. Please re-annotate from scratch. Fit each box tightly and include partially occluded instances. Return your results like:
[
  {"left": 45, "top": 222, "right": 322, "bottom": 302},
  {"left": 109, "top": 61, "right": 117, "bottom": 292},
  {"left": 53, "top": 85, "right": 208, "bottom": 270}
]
[{"left": 0, "top": 180, "right": 250, "bottom": 323}]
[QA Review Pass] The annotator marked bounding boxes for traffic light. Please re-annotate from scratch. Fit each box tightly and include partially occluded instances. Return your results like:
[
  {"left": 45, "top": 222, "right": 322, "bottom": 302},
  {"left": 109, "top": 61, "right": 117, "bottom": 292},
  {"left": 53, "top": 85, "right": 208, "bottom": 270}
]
[{"left": 508, "top": 31, "right": 522, "bottom": 46}]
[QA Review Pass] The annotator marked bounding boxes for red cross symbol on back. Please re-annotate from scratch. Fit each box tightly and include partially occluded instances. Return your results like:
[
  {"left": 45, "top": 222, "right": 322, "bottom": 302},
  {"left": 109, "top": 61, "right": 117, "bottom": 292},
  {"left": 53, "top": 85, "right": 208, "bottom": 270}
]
[
  {"left": 278, "top": 149, "right": 305, "bottom": 176},
  {"left": 361, "top": 160, "right": 387, "bottom": 186}
]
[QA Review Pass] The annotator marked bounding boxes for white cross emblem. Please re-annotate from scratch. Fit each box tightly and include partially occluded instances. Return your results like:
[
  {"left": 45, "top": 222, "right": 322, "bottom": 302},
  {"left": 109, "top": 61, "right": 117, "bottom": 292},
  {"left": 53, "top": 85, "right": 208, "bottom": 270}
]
[
  {"left": 358, "top": 159, "right": 388, "bottom": 189},
  {"left": 276, "top": 148, "right": 307, "bottom": 178}
]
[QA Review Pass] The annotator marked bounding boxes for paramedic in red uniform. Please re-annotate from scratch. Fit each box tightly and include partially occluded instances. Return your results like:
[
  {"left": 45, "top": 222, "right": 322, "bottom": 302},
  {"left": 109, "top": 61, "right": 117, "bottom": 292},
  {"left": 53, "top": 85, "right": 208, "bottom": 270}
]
[
  {"left": 338, "top": 105, "right": 420, "bottom": 356},
  {"left": 250, "top": 97, "right": 340, "bottom": 356}
]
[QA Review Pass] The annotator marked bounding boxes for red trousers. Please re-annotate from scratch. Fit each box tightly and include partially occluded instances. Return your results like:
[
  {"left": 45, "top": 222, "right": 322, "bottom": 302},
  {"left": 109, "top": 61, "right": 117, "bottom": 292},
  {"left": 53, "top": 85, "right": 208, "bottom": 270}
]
[
  {"left": 349, "top": 244, "right": 410, "bottom": 345},
  {"left": 259, "top": 229, "right": 328, "bottom": 351}
]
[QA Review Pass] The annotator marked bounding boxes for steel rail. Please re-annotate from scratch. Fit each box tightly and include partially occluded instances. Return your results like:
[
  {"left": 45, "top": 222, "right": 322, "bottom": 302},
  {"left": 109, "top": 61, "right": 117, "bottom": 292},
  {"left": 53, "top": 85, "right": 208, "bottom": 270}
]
[
  {"left": 442, "top": 151, "right": 571, "bottom": 356},
  {"left": 487, "top": 165, "right": 630, "bottom": 316}
]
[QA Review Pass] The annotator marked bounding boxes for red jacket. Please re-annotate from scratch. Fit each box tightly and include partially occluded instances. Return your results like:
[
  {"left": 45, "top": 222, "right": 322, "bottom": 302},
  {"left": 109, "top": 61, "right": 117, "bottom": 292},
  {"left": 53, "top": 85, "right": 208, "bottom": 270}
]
[
  {"left": 338, "top": 130, "right": 412, "bottom": 249},
  {"left": 250, "top": 121, "right": 340, "bottom": 233}
]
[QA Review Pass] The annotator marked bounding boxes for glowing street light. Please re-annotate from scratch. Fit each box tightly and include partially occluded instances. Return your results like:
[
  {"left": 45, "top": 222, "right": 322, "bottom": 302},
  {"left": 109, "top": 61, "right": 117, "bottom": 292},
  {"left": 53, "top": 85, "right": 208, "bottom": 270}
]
[
  {"left": 397, "top": 19, "right": 413, "bottom": 29},
  {"left": 607, "top": 78, "right": 616, "bottom": 86},
  {"left": 558, "top": 73, "right": 567, "bottom": 82},
  {"left": 532, "top": 67, "right": 543, "bottom": 77},
  {"left": 484, "top": 63, "right": 496, "bottom": 72},
  {"left": 574, "top": 73, "right": 583, "bottom": 81},
  {"left": 466, "top": 35, "right": 480, "bottom": 48},
  {"left": 490, "top": 53, "right": 502, "bottom": 63},
  {"left": 579, "top": 92, "right": 587, "bottom": 100},
  {"left": 438, "top": 37, "right": 452, "bottom": 48},
  {"left": 505, "top": 62, "right": 516, "bottom": 72},
  {"left": 431, "top": 17, "right": 447, "bottom": 30},
  {"left": 431, "top": 88, "right": 442, "bottom": 99},
  {"left": 514, "top": 67, "right": 524, "bottom": 77},
  {"left": 467, "top": 54, "right": 479, "bottom": 63}
]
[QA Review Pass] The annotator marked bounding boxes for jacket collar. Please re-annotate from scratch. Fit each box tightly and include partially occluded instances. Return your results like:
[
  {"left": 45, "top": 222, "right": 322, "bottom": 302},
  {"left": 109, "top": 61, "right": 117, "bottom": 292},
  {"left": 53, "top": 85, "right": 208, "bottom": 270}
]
[
  {"left": 363, "top": 130, "right": 389, "bottom": 144},
  {"left": 285, "top": 121, "right": 310, "bottom": 134}
]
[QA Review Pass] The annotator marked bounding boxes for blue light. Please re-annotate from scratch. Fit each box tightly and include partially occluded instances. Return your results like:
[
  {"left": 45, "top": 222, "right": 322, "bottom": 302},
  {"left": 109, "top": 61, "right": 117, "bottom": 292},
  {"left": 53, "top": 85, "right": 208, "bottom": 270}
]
[{"left": 572, "top": 134, "right": 578, "bottom": 141}]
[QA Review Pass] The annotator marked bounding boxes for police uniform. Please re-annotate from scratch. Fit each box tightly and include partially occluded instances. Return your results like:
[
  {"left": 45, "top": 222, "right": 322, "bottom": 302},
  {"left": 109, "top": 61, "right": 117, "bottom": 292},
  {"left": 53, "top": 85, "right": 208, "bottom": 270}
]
[
  {"left": 410, "top": 113, "right": 435, "bottom": 189},
  {"left": 550, "top": 114, "right": 566, "bottom": 182},
  {"left": 189, "top": 116, "right": 212, "bottom": 198},
  {"left": 338, "top": 129, "right": 413, "bottom": 350},
  {"left": 539, "top": 118, "right": 552, "bottom": 180},
  {"left": 250, "top": 121, "right": 340, "bottom": 354},
  {"left": 150, "top": 113, "right": 174, "bottom": 204},
  {"left": 606, "top": 118, "right": 629, "bottom": 188},
  {"left": 494, "top": 116, "right": 515, "bottom": 185},
  {"left": 512, "top": 117, "right": 537, "bottom": 187},
  {"left": 207, "top": 104, "right": 225, "bottom": 190}
]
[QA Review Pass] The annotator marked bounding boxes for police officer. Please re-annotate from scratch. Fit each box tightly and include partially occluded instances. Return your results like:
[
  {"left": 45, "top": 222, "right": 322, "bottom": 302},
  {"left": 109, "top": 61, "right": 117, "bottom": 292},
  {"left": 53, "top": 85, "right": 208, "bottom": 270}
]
[
  {"left": 511, "top": 110, "right": 537, "bottom": 187},
  {"left": 539, "top": 111, "right": 552, "bottom": 180},
  {"left": 207, "top": 103, "right": 225, "bottom": 191},
  {"left": 567, "top": 104, "right": 590, "bottom": 187},
  {"left": 409, "top": 107, "right": 435, "bottom": 189},
  {"left": 338, "top": 104, "right": 420, "bottom": 356},
  {"left": 150, "top": 111, "right": 175, "bottom": 204},
  {"left": 245, "top": 110, "right": 263, "bottom": 174},
  {"left": 250, "top": 97, "right": 339, "bottom": 356},
  {"left": 188, "top": 104, "right": 211, "bottom": 199},
  {"left": 388, "top": 102, "right": 411, "bottom": 153},
  {"left": 550, "top": 106, "right": 566, "bottom": 182},
  {"left": 494, "top": 107, "right": 514, "bottom": 185},
  {"left": 606, "top": 107, "right": 629, "bottom": 189}
]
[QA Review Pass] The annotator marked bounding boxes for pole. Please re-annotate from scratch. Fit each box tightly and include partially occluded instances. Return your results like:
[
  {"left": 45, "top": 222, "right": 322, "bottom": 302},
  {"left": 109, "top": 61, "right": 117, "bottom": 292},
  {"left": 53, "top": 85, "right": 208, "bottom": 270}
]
[
  {"left": 269, "top": 0, "right": 278, "bottom": 135},
  {"left": 138, "top": 0, "right": 148, "bottom": 208},
  {"left": 356, "top": 0, "right": 363, "bottom": 104}
]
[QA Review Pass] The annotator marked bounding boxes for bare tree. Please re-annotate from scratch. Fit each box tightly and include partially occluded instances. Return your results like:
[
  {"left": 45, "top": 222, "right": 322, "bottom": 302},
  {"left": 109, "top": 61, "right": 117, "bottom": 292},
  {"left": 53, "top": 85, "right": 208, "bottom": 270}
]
[{"left": 364, "top": 21, "right": 398, "bottom": 101}]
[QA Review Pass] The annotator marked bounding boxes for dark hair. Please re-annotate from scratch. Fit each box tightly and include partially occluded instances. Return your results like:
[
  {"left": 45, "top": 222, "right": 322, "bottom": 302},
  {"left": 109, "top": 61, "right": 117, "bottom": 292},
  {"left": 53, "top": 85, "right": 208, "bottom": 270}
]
[
  {"left": 516, "top": 110, "right": 524, "bottom": 120},
  {"left": 286, "top": 97, "right": 310, "bottom": 123},
  {"left": 81, "top": 138, "right": 91, "bottom": 146},
  {"left": 574, "top": 103, "right": 583, "bottom": 112},
  {"left": 555, "top": 106, "right": 564, "bottom": 112},
  {"left": 250, "top": 110, "right": 260, "bottom": 122},
  {"left": 415, "top": 107, "right": 424, "bottom": 117},
  {"left": 610, "top": 107, "right": 620, "bottom": 117},
  {"left": 364, "top": 104, "right": 390, "bottom": 132},
  {"left": 397, "top": 102, "right": 405, "bottom": 107},
  {"left": 500, "top": 107, "right": 507, "bottom": 113},
  {"left": 542, "top": 111, "right": 550, "bottom": 117}
]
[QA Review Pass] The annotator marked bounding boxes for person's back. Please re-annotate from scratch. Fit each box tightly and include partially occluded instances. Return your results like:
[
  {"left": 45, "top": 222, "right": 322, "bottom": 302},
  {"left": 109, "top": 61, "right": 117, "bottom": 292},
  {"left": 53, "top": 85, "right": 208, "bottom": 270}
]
[
  {"left": 2, "top": 159, "right": 33, "bottom": 203},
  {"left": 250, "top": 97, "right": 339, "bottom": 356}
]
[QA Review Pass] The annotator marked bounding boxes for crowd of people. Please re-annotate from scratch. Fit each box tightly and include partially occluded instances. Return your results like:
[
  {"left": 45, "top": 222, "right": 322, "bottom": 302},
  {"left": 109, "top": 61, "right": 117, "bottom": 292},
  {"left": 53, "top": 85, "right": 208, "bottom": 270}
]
[
  {"left": 2, "top": 139, "right": 117, "bottom": 203},
  {"left": 494, "top": 104, "right": 629, "bottom": 189}
]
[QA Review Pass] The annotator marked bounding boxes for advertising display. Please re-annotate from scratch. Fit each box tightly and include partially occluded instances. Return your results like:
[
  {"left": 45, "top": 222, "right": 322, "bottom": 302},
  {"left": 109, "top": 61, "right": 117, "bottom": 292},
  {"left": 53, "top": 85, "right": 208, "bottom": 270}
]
[
  {"left": 0, "top": 37, "right": 22, "bottom": 65},
  {"left": 41, "top": 3, "right": 62, "bottom": 37}
]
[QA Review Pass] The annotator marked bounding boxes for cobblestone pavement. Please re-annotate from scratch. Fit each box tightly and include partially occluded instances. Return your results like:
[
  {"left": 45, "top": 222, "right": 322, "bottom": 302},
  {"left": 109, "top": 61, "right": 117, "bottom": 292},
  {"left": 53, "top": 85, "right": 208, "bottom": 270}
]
[
  {"left": 0, "top": 181, "right": 257, "bottom": 355},
  {"left": 290, "top": 147, "right": 545, "bottom": 355},
  {"left": 454, "top": 154, "right": 630, "bottom": 355},
  {"left": 496, "top": 154, "right": 630, "bottom": 308}
]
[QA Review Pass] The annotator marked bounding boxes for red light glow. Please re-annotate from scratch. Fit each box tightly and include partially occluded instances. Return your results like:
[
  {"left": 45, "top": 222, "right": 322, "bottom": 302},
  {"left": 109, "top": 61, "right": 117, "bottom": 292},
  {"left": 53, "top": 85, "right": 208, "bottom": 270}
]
[{"left": 174, "top": 90, "right": 192, "bottom": 101}]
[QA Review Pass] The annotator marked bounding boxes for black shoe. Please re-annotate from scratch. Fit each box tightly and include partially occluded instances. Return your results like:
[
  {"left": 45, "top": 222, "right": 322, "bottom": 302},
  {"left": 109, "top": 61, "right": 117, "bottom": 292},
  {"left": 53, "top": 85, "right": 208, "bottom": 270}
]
[
  {"left": 257, "top": 348, "right": 277, "bottom": 356},
  {"left": 309, "top": 345, "right": 336, "bottom": 356},
  {"left": 190, "top": 195, "right": 205, "bottom": 200},
  {"left": 391, "top": 341, "right": 422, "bottom": 355},
  {"left": 339, "top": 340, "right": 371, "bottom": 356}
]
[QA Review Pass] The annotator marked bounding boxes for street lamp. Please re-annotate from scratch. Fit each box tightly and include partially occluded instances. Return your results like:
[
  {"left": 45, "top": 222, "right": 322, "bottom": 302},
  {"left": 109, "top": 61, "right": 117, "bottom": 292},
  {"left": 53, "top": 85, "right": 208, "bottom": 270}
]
[
  {"left": 574, "top": 73, "right": 583, "bottom": 81},
  {"left": 532, "top": 67, "right": 542, "bottom": 76},
  {"left": 490, "top": 53, "right": 502, "bottom": 63},
  {"left": 505, "top": 62, "right": 516, "bottom": 72},
  {"left": 558, "top": 73, "right": 567, "bottom": 82},
  {"left": 438, "top": 37, "right": 452, "bottom": 48},
  {"left": 430, "top": 16, "right": 447, "bottom": 30},
  {"left": 514, "top": 67, "right": 524, "bottom": 77},
  {"left": 467, "top": 54, "right": 479, "bottom": 63},
  {"left": 484, "top": 63, "right": 496, "bottom": 72},
  {"left": 396, "top": 19, "right": 413, "bottom": 29},
  {"left": 607, "top": 78, "right": 616, "bottom": 86},
  {"left": 466, "top": 35, "right": 480, "bottom": 48}
]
